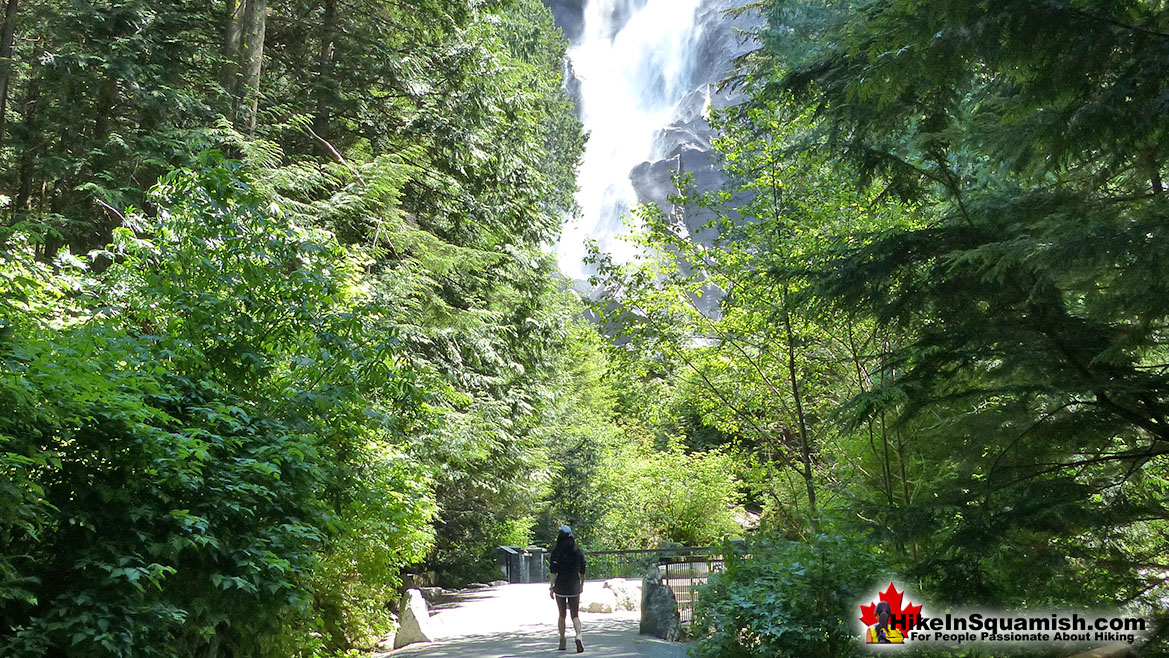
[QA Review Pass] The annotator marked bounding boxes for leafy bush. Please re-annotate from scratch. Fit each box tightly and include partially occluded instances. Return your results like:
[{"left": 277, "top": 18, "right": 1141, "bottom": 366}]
[
  {"left": 593, "top": 443, "right": 744, "bottom": 550},
  {"left": 692, "top": 533, "right": 883, "bottom": 658},
  {"left": 0, "top": 160, "right": 435, "bottom": 657}
]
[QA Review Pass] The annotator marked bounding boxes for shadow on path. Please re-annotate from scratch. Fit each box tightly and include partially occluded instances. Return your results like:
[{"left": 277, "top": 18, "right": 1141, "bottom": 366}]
[
  {"left": 385, "top": 583, "right": 690, "bottom": 658},
  {"left": 394, "top": 618, "right": 687, "bottom": 658},
  {"left": 428, "top": 589, "right": 496, "bottom": 612}
]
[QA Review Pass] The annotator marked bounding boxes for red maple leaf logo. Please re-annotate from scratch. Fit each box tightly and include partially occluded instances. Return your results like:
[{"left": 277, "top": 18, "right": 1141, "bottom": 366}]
[{"left": 859, "top": 583, "right": 922, "bottom": 626}]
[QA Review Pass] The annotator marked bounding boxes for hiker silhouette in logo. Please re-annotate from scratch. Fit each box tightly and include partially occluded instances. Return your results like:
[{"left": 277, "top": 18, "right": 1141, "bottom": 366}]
[{"left": 866, "top": 600, "right": 905, "bottom": 644}]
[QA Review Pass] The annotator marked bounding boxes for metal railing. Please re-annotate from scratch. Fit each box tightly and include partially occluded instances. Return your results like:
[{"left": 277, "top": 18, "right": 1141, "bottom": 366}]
[
  {"left": 515, "top": 545, "right": 724, "bottom": 623},
  {"left": 579, "top": 546, "right": 717, "bottom": 580},
  {"left": 660, "top": 556, "right": 724, "bottom": 624}
]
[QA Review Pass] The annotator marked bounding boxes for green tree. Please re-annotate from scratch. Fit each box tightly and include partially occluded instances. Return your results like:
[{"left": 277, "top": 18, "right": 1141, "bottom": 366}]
[
  {"left": 587, "top": 101, "right": 913, "bottom": 538},
  {"left": 744, "top": 0, "right": 1169, "bottom": 615},
  {"left": 593, "top": 440, "right": 745, "bottom": 550}
]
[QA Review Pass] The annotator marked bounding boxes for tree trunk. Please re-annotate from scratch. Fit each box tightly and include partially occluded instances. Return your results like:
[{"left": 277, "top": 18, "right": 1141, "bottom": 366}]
[
  {"left": 222, "top": 0, "right": 244, "bottom": 102},
  {"left": 313, "top": 0, "right": 336, "bottom": 153},
  {"left": 781, "top": 289, "right": 819, "bottom": 532},
  {"left": 878, "top": 415, "right": 894, "bottom": 505},
  {"left": 239, "top": 0, "right": 266, "bottom": 133},
  {"left": 0, "top": 0, "right": 19, "bottom": 144},
  {"left": 1145, "top": 150, "right": 1163, "bottom": 197},
  {"left": 14, "top": 45, "right": 38, "bottom": 221}
]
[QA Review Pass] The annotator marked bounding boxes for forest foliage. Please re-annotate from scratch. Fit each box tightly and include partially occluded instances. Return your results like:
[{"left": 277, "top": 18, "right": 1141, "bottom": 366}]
[
  {"left": 584, "top": 0, "right": 1169, "bottom": 656},
  {"left": 6, "top": 0, "right": 1168, "bottom": 657},
  {"left": 0, "top": 1, "right": 665, "bottom": 656}
]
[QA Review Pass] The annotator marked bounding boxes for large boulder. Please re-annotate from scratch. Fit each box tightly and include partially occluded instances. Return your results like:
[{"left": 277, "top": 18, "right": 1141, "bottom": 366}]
[
  {"left": 373, "top": 622, "right": 397, "bottom": 657},
  {"left": 393, "top": 589, "right": 435, "bottom": 649},
  {"left": 640, "top": 568, "right": 682, "bottom": 641},
  {"left": 604, "top": 578, "right": 642, "bottom": 612},
  {"left": 581, "top": 587, "right": 618, "bottom": 613}
]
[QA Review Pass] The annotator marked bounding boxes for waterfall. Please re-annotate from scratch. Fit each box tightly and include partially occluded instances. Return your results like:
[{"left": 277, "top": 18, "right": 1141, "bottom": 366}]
[
  {"left": 553, "top": 0, "right": 757, "bottom": 283},
  {"left": 555, "top": 0, "right": 707, "bottom": 282}
]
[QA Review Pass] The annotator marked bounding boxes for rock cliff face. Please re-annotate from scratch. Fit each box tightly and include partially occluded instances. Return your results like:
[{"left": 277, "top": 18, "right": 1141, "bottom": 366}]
[
  {"left": 546, "top": 0, "right": 759, "bottom": 284},
  {"left": 544, "top": 0, "right": 587, "bottom": 42},
  {"left": 629, "top": 0, "right": 758, "bottom": 246}
]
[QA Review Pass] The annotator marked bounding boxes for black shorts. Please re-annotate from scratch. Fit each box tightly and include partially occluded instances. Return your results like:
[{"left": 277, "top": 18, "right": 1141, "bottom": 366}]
[{"left": 555, "top": 594, "right": 580, "bottom": 617}]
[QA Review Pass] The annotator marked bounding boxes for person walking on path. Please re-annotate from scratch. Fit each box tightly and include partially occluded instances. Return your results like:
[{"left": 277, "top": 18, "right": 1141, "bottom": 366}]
[{"left": 549, "top": 525, "right": 587, "bottom": 652}]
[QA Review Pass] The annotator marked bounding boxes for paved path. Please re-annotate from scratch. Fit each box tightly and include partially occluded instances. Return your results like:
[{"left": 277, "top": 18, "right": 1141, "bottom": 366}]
[{"left": 385, "top": 582, "right": 692, "bottom": 658}]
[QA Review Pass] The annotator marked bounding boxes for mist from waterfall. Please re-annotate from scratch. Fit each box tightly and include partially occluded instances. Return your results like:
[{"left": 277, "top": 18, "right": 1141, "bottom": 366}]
[{"left": 556, "top": 0, "right": 705, "bottom": 282}]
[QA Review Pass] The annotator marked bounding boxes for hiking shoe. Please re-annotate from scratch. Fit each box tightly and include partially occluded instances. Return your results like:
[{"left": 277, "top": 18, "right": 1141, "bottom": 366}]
[
  {"left": 558, "top": 637, "right": 566, "bottom": 651},
  {"left": 575, "top": 638, "right": 584, "bottom": 653}
]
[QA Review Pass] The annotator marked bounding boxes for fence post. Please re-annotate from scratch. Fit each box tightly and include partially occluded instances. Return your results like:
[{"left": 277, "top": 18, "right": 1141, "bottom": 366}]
[
  {"left": 527, "top": 547, "right": 546, "bottom": 583},
  {"left": 497, "top": 546, "right": 523, "bottom": 583}
]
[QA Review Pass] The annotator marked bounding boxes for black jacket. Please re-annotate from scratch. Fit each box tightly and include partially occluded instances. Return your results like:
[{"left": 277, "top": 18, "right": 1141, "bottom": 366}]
[{"left": 549, "top": 544, "right": 587, "bottom": 596}]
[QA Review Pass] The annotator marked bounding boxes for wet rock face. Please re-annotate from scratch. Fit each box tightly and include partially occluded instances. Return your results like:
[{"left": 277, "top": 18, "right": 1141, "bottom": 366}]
[
  {"left": 544, "top": 0, "right": 587, "bottom": 42},
  {"left": 553, "top": 0, "right": 762, "bottom": 293},
  {"left": 690, "top": 0, "right": 756, "bottom": 91},
  {"left": 629, "top": 0, "right": 761, "bottom": 247},
  {"left": 600, "top": 0, "right": 650, "bottom": 38},
  {"left": 564, "top": 59, "right": 584, "bottom": 118},
  {"left": 630, "top": 147, "right": 724, "bottom": 243}
]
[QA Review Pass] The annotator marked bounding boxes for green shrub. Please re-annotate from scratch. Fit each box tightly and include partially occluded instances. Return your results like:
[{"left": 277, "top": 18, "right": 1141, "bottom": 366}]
[
  {"left": 692, "top": 533, "right": 883, "bottom": 658},
  {"left": 593, "top": 443, "right": 744, "bottom": 550},
  {"left": 0, "top": 161, "right": 435, "bottom": 657}
]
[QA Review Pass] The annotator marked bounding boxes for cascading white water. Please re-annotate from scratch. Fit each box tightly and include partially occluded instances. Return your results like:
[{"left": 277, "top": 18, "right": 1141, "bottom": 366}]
[{"left": 555, "top": 0, "right": 706, "bottom": 282}]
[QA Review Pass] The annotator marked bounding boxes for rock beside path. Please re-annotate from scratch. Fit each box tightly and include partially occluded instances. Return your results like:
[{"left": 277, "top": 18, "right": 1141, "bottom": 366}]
[
  {"left": 639, "top": 569, "right": 681, "bottom": 642},
  {"left": 582, "top": 587, "right": 617, "bottom": 613},
  {"left": 604, "top": 578, "right": 642, "bottom": 612},
  {"left": 386, "top": 582, "right": 692, "bottom": 657},
  {"left": 373, "top": 628, "right": 396, "bottom": 655},
  {"left": 393, "top": 589, "right": 436, "bottom": 649}
]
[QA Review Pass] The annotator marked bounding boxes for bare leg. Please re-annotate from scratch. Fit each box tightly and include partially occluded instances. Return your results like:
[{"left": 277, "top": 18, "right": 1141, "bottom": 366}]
[
  {"left": 559, "top": 615, "right": 567, "bottom": 639},
  {"left": 557, "top": 596, "right": 568, "bottom": 649},
  {"left": 572, "top": 615, "right": 582, "bottom": 638}
]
